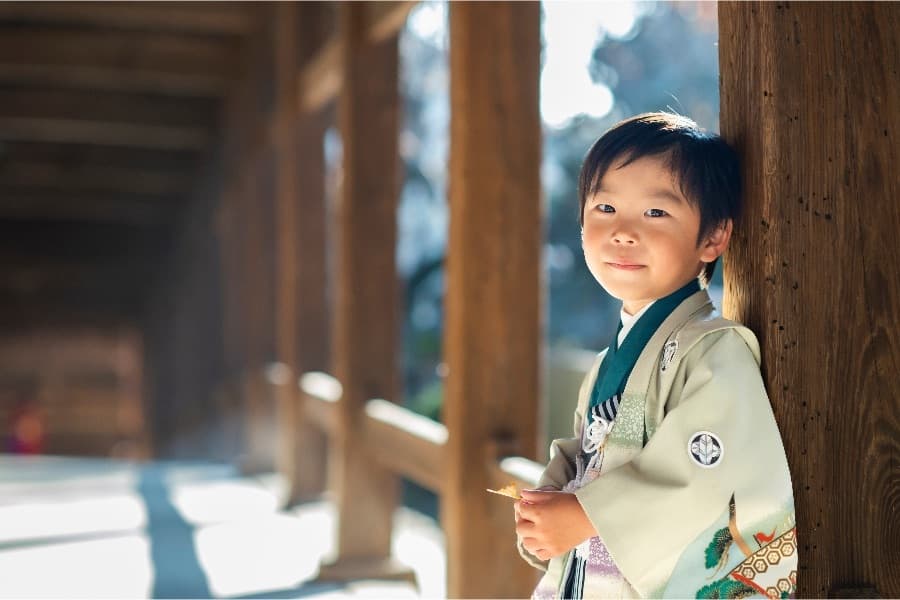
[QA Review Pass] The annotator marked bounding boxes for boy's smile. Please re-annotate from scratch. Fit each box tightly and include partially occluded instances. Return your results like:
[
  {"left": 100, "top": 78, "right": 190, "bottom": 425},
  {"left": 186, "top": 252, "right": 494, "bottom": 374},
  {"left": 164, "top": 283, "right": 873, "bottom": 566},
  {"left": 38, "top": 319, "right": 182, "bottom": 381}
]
[{"left": 581, "top": 155, "right": 730, "bottom": 315}]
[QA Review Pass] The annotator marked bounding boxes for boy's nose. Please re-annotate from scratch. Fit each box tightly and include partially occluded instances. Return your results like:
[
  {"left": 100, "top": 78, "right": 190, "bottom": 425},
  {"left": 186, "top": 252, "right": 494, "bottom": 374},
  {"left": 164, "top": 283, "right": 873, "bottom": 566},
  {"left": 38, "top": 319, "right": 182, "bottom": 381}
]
[{"left": 612, "top": 231, "right": 637, "bottom": 245}]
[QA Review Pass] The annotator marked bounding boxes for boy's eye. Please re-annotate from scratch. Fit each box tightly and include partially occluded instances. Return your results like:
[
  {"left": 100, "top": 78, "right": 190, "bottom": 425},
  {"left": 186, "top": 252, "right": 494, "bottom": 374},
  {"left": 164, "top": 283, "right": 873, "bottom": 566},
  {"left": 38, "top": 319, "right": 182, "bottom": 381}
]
[
  {"left": 645, "top": 208, "right": 668, "bottom": 217},
  {"left": 596, "top": 203, "right": 615, "bottom": 213}
]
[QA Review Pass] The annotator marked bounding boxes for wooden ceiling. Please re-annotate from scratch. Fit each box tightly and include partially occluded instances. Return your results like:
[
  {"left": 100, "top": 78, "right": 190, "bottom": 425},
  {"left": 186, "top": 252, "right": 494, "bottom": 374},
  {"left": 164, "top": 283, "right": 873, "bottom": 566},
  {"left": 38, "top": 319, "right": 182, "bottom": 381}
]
[{"left": 0, "top": 2, "right": 259, "bottom": 322}]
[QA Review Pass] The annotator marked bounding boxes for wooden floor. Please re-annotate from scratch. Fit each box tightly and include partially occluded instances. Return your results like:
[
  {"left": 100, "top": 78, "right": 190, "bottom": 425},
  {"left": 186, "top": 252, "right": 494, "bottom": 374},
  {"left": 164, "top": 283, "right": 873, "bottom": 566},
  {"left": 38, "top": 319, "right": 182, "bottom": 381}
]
[{"left": 0, "top": 455, "right": 446, "bottom": 599}]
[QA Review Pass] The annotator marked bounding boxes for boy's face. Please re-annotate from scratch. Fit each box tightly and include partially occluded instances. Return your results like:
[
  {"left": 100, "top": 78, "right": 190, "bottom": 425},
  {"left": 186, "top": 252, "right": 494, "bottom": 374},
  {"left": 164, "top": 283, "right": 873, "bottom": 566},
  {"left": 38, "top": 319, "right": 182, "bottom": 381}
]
[{"left": 581, "top": 154, "right": 730, "bottom": 315}]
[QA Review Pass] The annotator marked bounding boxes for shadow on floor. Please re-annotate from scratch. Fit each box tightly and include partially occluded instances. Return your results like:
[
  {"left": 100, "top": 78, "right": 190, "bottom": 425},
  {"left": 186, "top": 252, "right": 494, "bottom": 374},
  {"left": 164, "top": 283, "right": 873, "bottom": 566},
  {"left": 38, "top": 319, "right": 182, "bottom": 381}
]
[
  {"left": 231, "top": 580, "right": 345, "bottom": 599},
  {"left": 137, "top": 464, "right": 213, "bottom": 599}
]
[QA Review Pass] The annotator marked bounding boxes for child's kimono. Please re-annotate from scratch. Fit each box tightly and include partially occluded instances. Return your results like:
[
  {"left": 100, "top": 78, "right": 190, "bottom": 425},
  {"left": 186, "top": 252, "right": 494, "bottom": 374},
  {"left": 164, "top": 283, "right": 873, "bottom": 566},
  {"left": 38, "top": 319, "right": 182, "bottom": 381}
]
[{"left": 521, "top": 286, "right": 797, "bottom": 599}]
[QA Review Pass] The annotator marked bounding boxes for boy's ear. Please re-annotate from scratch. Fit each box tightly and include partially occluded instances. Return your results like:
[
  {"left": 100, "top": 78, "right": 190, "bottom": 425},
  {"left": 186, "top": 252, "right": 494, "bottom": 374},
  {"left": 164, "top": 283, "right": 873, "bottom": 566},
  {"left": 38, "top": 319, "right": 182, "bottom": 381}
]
[{"left": 700, "top": 219, "right": 733, "bottom": 263}]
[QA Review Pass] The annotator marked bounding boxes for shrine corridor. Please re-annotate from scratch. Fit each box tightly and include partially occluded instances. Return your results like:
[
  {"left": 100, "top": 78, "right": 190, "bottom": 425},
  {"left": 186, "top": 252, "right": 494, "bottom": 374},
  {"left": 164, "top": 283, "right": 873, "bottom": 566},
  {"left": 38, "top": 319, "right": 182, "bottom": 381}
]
[{"left": 0, "top": 456, "right": 445, "bottom": 599}]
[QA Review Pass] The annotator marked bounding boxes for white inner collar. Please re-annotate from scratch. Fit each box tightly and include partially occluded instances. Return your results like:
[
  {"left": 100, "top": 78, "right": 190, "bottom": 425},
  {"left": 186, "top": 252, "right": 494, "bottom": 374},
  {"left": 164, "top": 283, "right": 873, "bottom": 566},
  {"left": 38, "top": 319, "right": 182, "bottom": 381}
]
[{"left": 617, "top": 301, "right": 655, "bottom": 348}]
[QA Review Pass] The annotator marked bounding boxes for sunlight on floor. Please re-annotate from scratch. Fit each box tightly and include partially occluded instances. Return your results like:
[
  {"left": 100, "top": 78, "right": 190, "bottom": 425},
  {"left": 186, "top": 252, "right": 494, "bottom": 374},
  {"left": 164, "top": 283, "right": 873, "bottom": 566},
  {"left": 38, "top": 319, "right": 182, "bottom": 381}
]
[
  {"left": 0, "top": 532, "right": 153, "bottom": 598},
  {"left": 195, "top": 512, "right": 317, "bottom": 597},
  {"left": 0, "top": 456, "right": 446, "bottom": 599}
]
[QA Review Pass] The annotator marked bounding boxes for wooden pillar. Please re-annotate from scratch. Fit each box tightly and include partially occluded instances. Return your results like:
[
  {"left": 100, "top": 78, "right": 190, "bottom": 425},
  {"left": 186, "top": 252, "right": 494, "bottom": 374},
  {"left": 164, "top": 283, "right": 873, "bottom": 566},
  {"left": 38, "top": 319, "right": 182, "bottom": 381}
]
[
  {"left": 720, "top": 3, "right": 900, "bottom": 597},
  {"left": 272, "top": 2, "right": 330, "bottom": 503},
  {"left": 444, "top": 3, "right": 542, "bottom": 598},
  {"left": 240, "top": 158, "right": 278, "bottom": 473},
  {"left": 272, "top": 2, "right": 301, "bottom": 493},
  {"left": 318, "top": 2, "right": 408, "bottom": 582}
]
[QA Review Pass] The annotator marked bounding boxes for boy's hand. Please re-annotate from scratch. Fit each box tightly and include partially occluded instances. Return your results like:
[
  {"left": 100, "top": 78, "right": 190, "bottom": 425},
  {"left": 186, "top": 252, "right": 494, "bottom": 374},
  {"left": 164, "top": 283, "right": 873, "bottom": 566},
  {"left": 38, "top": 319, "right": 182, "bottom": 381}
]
[{"left": 515, "top": 489, "right": 597, "bottom": 561}]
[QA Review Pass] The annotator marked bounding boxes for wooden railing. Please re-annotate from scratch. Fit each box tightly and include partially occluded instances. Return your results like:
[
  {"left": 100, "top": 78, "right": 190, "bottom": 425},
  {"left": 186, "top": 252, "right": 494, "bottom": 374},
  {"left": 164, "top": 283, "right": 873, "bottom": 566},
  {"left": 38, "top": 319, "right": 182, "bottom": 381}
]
[{"left": 299, "top": 371, "right": 544, "bottom": 594}]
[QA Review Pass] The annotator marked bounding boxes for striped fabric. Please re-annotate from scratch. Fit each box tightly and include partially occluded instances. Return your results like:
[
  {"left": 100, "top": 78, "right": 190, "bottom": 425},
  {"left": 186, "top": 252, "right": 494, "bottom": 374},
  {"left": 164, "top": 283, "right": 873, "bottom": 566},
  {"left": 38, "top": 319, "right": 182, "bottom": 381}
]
[
  {"left": 595, "top": 394, "right": 621, "bottom": 422},
  {"left": 562, "top": 397, "right": 620, "bottom": 599}
]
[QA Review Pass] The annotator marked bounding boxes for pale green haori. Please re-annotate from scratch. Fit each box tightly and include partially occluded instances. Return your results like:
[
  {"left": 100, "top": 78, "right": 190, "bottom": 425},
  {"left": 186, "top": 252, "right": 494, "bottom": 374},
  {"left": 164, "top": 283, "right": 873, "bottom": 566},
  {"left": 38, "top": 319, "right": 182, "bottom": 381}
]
[{"left": 522, "top": 290, "right": 797, "bottom": 599}]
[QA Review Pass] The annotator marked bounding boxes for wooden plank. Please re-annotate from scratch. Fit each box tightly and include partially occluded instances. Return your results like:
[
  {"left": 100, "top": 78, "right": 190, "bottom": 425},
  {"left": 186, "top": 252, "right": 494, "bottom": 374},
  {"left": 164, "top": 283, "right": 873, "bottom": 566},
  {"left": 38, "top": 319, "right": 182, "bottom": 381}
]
[
  {"left": 0, "top": 162, "right": 189, "bottom": 196},
  {"left": 0, "top": 142, "right": 200, "bottom": 172},
  {"left": 300, "top": 372, "right": 340, "bottom": 436},
  {"left": 298, "top": 37, "right": 342, "bottom": 114},
  {"left": 0, "top": 118, "right": 207, "bottom": 150},
  {"left": 0, "top": 89, "right": 217, "bottom": 129},
  {"left": 0, "top": 65, "right": 228, "bottom": 98},
  {"left": 366, "top": 1, "right": 419, "bottom": 43},
  {"left": 0, "top": 2, "right": 255, "bottom": 35},
  {"left": 320, "top": 0, "right": 402, "bottom": 578},
  {"left": 444, "top": 3, "right": 542, "bottom": 598},
  {"left": 364, "top": 398, "right": 447, "bottom": 494},
  {"left": 0, "top": 219, "right": 167, "bottom": 260},
  {"left": 0, "top": 28, "right": 240, "bottom": 76},
  {"left": 0, "top": 191, "right": 171, "bottom": 225},
  {"left": 719, "top": 3, "right": 900, "bottom": 597},
  {"left": 297, "top": 3, "right": 414, "bottom": 113}
]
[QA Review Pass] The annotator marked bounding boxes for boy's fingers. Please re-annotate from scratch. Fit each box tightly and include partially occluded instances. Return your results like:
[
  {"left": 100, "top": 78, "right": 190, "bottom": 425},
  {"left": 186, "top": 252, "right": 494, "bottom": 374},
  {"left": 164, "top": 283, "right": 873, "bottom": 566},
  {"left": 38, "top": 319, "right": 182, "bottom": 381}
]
[
  {"left": 516, "top": 499, "right": 539, "bottom": 522},
  {"left": 515, "top": 513, "right": 537, "bottom": 536},
  {"left": 520, "top": 488, "right": 555, "bottom": 502},
  {"left": 521, "top": 536, "right": 543, "bottom": 555}
]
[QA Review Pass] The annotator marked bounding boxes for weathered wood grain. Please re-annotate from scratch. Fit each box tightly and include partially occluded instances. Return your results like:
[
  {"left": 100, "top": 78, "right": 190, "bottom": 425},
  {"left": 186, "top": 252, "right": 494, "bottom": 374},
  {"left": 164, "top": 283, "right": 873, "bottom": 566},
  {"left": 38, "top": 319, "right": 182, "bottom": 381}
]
[
  {"left": 321, "top": 0, "right": 401, "bottom": 574},
  {"left": 444, "top": 3, "right": 542, "bottom": 597},
  {"left": 720, "top": 3, "right": 900, "bottom": 596}
]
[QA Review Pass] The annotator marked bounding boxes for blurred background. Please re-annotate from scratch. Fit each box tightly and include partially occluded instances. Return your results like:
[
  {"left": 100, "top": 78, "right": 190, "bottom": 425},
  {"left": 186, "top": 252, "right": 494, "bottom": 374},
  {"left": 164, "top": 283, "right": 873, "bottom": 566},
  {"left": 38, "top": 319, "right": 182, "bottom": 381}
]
[{"left": 0, "top": 1, "right": 719, "bottom": 597}]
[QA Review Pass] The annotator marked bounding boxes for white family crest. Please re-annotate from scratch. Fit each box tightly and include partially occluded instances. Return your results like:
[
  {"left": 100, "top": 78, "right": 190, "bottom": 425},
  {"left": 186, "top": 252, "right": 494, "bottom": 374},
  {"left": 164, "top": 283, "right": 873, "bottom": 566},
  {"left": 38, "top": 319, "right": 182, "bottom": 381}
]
[
  {"left": 688, "top": 431, "right": 723, "bottom": 468},
  {"left": 661, "top": 339, "right": 678, "bottom": 372}
]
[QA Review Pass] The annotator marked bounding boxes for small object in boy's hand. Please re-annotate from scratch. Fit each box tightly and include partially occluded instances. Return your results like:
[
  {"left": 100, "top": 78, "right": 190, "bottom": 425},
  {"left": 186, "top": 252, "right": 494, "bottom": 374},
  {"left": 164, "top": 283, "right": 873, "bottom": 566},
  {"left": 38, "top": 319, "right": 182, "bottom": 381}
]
[{"left": 486, "top": 483, "right": 521, "bottom": 500}]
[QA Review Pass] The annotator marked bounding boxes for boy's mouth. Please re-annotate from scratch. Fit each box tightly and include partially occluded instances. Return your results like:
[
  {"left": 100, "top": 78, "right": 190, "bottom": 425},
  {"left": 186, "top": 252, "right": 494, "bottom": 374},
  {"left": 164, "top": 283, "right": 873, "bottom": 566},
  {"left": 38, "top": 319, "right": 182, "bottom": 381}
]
[{"left": 606, "top": 261, "right": 644, "bottom": 270}]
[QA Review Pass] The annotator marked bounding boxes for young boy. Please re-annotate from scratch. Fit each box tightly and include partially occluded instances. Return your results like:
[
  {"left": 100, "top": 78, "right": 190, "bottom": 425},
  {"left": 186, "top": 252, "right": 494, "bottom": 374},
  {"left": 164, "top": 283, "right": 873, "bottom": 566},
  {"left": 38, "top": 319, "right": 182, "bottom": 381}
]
[{"left": 515, "top": 113, "right": 797, "bottom": 599}]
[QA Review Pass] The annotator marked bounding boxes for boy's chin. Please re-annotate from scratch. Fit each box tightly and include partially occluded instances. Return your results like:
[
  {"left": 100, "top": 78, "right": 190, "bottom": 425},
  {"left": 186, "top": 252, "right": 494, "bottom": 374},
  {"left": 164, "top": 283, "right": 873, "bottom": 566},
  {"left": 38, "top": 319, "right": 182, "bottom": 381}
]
[{"left": 594, "top": 281, "right": 649, "bottom": 305}]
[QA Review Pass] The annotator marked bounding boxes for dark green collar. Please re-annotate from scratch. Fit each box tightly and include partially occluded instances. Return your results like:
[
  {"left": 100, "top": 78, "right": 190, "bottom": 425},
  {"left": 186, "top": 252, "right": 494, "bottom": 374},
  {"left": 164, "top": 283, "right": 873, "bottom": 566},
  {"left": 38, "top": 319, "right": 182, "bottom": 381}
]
[{"left": 589, "top": 279, "right": 701, "bottom": 411}]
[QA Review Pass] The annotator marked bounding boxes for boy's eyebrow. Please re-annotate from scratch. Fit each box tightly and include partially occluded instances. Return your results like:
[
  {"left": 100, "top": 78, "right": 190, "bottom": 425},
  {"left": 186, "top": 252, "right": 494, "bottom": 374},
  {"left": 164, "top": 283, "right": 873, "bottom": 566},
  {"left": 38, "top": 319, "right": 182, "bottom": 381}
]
[
  {"left": 645, "top": 188, "right": 686, "bottom": 204},
  {"left": 594, "top": 186, "right": 686, "bottom": 204}
]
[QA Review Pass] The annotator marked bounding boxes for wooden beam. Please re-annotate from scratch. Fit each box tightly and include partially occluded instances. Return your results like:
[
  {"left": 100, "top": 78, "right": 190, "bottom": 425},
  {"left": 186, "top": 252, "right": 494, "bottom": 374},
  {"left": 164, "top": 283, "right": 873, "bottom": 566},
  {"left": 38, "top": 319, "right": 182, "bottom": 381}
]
[
  {"left": 720, "top": 3, "right": 900, "bottom": 597},
  {"left": 0, "top": 141, "right": 199, "bottom": 169},
  {"left": 0, "top": 219, "right": 168, "bottom": 261},
  {"left": 0, "top": 191, "right": 173, "bottom": 225},
  {"left": 320, "top": 0, "right": 402, "bottom": 580},
  {"left": 0, "top": 2, "right": 256, "bottom": 35},
  {"left": 444, "top": 3, "right": 542, "bottom": 598},
  {"left": 0, "top": 65, "right": 228, "bottom": 98},
  {"left": 0, "top": 162, "right": 190, "bottom": 196},
  {"left": 298, "top": 37, "right": 342, "bottom": 114},
  {"left": 364, "top": 398, "right": 447, "bottom": 494},
  {"left": 0, "top": 89, "right": 217, "bottom": 129},
  {"left": 366, "top": 1, "right": 419, "bottom": 43},
  {"left": 300, "top": 372, "right": 340, "bottom": 436},
  {"left": 0, "top": 117, "right": 207, "bottom": 150},
  {"left": 0, "top": 28, "right": 240, "bottom": 78},
  {"left": 297, "top": 3, "right": 416, "bottom": 113},
  {"left": 0, "top": 262, "right": 151, "bottom": 292}
]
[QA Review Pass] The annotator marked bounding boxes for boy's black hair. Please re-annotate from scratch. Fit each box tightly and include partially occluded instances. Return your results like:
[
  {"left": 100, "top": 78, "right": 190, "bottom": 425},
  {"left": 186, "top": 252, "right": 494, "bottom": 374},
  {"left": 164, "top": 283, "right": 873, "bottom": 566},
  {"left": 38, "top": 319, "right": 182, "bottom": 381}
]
[{"left": 577, "top": 112, "right": 741, "bottom": 286}]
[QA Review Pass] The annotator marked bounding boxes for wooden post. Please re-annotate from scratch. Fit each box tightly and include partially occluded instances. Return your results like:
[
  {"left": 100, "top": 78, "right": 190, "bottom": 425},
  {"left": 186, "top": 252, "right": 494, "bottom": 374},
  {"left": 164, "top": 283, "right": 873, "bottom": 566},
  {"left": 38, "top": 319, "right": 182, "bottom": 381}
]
[
  {"left": 318, "top": 1, "right": 409, "bottom": 582},
  {"left": 240, "top": 158, "right": 278, "bottom": 473},
  {"left": 720, "top": 3, "right": 900, "bottom": 597},
  {"left": 272, "top": 2, "right": 300, "bottom": 495},
  {"left": 444, "top": 3, "right": 542, "bottom": 598},
  {"left": 271, "top": 1, "right": 331, "bottom": 504}
]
